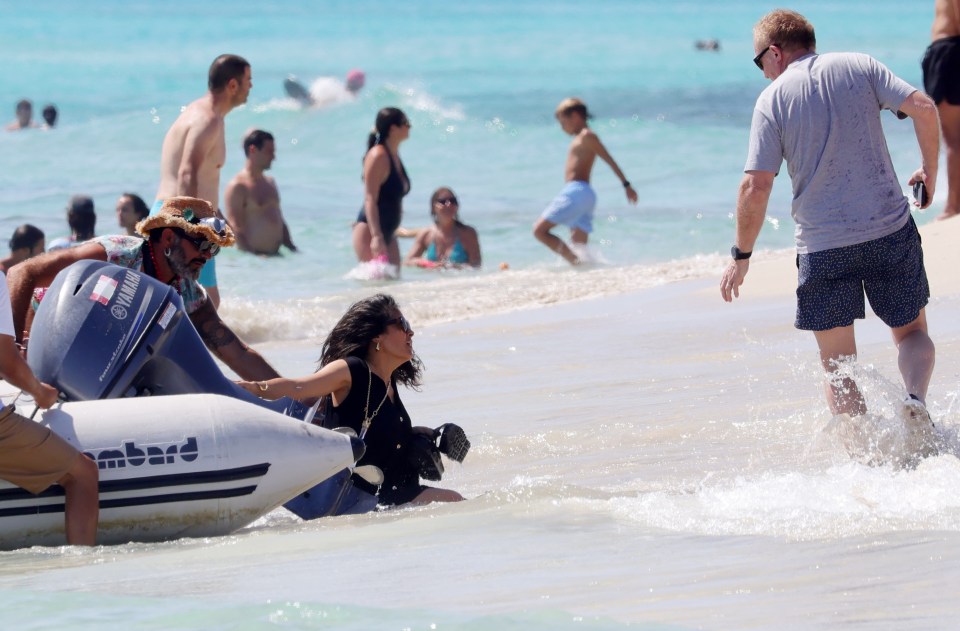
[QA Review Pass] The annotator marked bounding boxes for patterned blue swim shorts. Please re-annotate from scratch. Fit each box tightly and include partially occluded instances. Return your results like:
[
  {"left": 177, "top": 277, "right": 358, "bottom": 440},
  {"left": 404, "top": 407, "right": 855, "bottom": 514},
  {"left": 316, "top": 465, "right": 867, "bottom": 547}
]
[{"left": 795, "top": 217, "right": 929, "bottom": 331}]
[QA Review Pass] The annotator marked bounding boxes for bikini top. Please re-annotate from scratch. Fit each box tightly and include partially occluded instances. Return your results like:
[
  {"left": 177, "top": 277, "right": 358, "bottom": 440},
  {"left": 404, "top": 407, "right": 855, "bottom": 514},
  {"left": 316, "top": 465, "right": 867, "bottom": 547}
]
[{"left": 425, "top": 236, "right": 468, "bottom": 264}]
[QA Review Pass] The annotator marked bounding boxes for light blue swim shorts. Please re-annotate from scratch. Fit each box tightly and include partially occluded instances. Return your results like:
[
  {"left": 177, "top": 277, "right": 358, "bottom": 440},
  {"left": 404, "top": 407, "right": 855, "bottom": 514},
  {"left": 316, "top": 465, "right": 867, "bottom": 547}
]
[
  {"left": 150, "top": 199, "right": 217, "bottom": 287},
  {"left": 540, "top": 181, "right": 597, "bottom": 233}
]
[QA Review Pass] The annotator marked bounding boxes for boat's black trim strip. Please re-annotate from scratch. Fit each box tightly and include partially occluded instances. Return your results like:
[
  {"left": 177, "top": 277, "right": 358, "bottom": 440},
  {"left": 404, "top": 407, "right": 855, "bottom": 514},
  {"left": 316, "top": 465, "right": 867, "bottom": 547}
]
[
  {"left": 0, "top": 485, "right": 260, "bottom": 518},
  {"left": 0, "top": 463, "right": 270, "bottom": 505}
]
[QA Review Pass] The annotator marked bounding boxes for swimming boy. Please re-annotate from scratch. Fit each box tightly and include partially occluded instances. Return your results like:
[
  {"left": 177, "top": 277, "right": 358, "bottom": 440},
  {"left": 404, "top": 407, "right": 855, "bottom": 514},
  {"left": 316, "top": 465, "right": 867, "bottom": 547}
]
[{"left": 533, "top": 98, "right": 637, "bottom": 264}]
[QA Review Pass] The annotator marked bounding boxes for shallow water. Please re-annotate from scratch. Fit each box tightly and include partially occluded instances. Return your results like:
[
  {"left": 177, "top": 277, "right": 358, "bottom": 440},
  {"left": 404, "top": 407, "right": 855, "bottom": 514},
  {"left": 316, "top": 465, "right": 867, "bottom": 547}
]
[
  {"left": 1, "top": 1, "right": 956, "bottom": 629},
  {"left": 5, "top": 281, "right": 960, "bottom": 628}
]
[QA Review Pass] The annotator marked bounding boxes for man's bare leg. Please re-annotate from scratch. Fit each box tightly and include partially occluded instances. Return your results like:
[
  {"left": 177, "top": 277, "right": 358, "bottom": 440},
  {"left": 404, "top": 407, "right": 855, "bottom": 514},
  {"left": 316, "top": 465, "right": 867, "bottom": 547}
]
[
  {"left": 936, "top": 102, "right": 960, "bottom": 220},
  {"left": 813, "top": 325, "right": 866, "bottom": 416},
  {"left": 533, "top": 218, "right": 579, "bottom": 264},
  {"left": 891, "top": 309, "right": 935, "bottom": 402},
  {"left": 59, "top": 454, "right": 99, "bottom": 546}
]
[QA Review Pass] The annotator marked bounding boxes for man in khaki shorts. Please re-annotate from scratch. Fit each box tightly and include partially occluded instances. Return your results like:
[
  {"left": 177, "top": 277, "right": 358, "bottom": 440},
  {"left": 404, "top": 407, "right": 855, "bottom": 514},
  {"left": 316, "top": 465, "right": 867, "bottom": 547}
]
[{"left": 0, "top": 273, "right": 98, "bottom": 545}]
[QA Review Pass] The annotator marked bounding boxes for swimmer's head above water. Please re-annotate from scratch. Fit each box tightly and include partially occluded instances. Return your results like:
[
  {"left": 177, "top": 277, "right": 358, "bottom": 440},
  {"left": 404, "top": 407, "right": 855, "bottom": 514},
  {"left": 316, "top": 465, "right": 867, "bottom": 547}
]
[{"left": 345, "top": 69, "right": 365, "bottom": 93}]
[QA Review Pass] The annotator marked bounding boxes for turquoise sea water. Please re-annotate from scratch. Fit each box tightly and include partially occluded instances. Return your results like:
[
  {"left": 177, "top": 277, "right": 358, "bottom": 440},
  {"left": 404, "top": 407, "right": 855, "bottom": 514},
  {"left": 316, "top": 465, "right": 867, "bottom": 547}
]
[
  {"left": 0, "top": 2, "right": 952, "bottom": 629},
  {"left": 0, "top": 0, "right": 936, "bottom": 310}
]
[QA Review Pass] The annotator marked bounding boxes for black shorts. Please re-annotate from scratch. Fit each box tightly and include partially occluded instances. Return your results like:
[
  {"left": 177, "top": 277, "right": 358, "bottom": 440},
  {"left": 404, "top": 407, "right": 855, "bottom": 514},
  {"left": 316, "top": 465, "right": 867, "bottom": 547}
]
[
  {"left": 922, "top": 35, "right": 960, "bottom": 105},
  {"left": 795, "top": 217, "right": 929, "bottom": 331}
]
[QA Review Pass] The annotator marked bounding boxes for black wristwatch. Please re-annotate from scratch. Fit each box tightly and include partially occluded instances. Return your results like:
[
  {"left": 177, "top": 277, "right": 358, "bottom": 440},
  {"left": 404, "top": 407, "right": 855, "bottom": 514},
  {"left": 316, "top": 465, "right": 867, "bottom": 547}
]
[{"left": 731, "top": 246, "right": 752, "bottom": 260}]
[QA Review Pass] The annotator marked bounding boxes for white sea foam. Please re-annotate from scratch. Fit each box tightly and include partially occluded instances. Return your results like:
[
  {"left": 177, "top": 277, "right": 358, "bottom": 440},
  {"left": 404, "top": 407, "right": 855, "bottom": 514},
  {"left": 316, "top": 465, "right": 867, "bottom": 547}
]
[{"left": 219, "top": 250, "right": 734, "bottom": 343}]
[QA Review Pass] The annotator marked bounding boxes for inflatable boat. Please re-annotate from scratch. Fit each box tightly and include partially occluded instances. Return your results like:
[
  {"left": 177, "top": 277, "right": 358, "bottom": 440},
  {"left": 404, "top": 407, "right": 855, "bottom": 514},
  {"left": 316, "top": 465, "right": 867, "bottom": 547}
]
[
  {"left": 0, "top": 260, "right": 362, "bottom": 548},
  {"left": 0, "top": 394, "right": 363, "bottom": 548}
]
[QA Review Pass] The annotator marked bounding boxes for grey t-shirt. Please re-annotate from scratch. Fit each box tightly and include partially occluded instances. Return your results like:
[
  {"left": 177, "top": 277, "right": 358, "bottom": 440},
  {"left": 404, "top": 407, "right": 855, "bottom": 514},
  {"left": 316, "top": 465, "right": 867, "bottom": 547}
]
[{"left": 745, "top": 52, "right": 916, "bottom": 253}]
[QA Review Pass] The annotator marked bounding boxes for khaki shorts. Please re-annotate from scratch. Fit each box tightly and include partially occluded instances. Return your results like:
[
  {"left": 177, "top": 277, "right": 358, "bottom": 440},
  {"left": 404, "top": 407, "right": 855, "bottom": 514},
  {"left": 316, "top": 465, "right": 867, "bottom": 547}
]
[{"left": 0, "top": 405, "right": 80, "bottom": 494}]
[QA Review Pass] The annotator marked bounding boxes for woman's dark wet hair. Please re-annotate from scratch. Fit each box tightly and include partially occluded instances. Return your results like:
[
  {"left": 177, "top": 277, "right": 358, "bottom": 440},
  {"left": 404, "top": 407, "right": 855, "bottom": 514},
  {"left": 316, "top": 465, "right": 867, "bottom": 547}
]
[
  {"left": 319, "top": 293, "right": 423, "bottom": 388},
  {"left": 366, "top": 107, "right": 408, "bottom": 152}
]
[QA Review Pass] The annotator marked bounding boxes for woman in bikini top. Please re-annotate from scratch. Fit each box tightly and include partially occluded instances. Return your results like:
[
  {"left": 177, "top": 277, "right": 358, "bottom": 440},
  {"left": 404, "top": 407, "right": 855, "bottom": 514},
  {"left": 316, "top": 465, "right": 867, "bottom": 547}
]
[{"left": 404, "top": 187, "right": 482, "bottom": 269}]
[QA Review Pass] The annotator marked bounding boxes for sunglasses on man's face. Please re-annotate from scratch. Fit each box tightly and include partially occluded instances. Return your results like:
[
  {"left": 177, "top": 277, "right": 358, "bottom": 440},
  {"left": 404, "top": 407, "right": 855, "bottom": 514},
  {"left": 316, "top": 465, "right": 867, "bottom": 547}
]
[
  {"left": 180, "top": 233, "right": 220, "bottom": 256},
  {"left": 386, "top": 315, "right": 412, "bottom": 334},
  {"left": 753, "top": 44, "right": 776, "bottom": 70}
]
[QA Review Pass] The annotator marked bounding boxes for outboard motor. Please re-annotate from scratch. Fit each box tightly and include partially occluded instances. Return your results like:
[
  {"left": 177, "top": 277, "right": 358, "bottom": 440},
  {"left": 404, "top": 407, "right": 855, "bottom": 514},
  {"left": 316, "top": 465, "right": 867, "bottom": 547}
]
[{"left": 28, "top": 260, "right": 312, "bottom": 420}]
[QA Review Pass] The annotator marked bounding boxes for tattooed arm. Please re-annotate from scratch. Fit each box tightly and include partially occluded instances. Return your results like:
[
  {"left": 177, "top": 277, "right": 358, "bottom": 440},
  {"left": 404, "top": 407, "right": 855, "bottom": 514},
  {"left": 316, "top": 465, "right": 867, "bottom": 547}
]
[{"left": 188, "top": 299, "right": 280, "bottom": 381}]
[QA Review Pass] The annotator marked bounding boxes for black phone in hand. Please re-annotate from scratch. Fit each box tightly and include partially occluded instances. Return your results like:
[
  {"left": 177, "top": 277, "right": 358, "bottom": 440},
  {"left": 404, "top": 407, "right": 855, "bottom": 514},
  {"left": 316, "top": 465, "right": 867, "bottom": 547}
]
[{"left": 913, "top": 181, "right": 929, "bottom": 206}]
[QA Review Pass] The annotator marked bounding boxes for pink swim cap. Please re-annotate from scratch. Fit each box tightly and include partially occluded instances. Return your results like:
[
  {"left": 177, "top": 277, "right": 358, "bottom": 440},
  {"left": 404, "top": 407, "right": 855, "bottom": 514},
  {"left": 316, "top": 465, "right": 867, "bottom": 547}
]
[{"left": 345, "top": 69, "right": 366, "bottom": 91}]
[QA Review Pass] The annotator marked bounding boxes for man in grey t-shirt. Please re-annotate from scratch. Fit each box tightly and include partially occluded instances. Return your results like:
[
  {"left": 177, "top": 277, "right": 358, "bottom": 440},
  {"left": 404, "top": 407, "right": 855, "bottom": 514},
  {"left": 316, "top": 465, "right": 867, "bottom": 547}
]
[{"left": 719, "top": 9, "right": 942, "bottom": 456}]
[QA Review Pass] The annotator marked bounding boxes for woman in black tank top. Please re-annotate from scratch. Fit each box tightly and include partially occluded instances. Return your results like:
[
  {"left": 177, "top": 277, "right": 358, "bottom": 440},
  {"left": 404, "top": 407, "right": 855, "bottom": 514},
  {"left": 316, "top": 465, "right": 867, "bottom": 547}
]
[
  {"left": 238, "top": 293, "right": 464, "bottom": 508},
  {"left": 352, "top": 107, "right": 411, "bottom": 269}
]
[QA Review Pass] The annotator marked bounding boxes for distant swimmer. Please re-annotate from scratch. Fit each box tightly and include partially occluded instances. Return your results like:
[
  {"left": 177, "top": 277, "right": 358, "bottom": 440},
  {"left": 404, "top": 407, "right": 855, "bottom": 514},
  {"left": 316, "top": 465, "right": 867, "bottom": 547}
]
[
  {"left": 345, "top": 69, "right": 366, "bottom": 94},
  {"left": 48, "top": 195, "right": 96, "bottom": 252},
  {"left": 224, "top": 129, "right": 297, "bottom": 255},
  {"left": 283, "top": 69, "right": 365, "bottom": 108},
  {"left": 0, "top": 224, "right": 45, "bottom": 274},
  {"left": 695, "top": 39, "right": 721, "bottom": 51},
  {"left": 5, "top": 99, "right": 38, "bottom": 131},
  {"left": 41, "top": 104, "right": 57, "bottom": 128},
  {"left": 533, "top": 98, "right": 637, "bottom": 265},
  {"left": 282, "top": 77, "right": 313, "bottom": 106}
]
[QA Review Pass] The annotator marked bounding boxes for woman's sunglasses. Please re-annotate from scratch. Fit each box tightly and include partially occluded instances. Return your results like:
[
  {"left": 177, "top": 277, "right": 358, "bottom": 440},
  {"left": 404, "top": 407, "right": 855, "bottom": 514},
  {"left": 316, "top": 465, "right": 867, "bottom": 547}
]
[
  {"left": 435, "top": 197, "right": 458, "bottom": 206},
  {"left": 386, "top": 315, "right": 412, "bottom": 334}
]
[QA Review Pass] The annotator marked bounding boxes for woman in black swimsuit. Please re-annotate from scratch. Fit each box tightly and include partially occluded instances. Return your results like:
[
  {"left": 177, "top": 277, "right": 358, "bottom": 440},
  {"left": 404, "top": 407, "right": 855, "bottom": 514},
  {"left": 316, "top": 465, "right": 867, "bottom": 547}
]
[
  {"left": 238, "top": 294, "right": 464, "bottom": 508},
  {"left": 352, "top": 107, "right": 411, "bottom": 268}
]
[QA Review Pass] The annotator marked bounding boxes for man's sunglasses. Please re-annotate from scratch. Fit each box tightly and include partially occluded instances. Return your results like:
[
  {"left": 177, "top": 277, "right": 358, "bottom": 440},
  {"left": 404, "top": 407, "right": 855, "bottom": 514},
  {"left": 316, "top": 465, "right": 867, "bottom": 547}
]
[
  {"left": 180, "top": 233, "right": 220, "bottom": 256},
  {"left": 753, "top": 44, "right": 777, "bottom": 70},
  {"left": 386, "top": 315, "right": 412, "bottom": 334}
]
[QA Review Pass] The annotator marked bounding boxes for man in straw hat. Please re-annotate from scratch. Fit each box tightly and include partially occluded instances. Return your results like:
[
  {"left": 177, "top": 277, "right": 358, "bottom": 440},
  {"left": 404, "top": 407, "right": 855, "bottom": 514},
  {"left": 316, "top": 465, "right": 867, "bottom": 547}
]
[{"left": 7, "top": 196, "right": 281, "bottom": 382}]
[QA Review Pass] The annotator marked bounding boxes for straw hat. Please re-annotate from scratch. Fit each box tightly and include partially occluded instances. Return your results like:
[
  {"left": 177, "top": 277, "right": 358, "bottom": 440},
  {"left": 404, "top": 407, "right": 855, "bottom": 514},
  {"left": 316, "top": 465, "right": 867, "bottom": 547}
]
[{"left": 135, "top": 196, "right": 235, "bottom": 248}]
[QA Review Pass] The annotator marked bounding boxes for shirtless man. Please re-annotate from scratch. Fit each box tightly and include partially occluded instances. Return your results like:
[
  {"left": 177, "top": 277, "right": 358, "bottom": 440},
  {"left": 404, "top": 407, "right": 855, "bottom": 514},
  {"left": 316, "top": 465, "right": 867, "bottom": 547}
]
[
  {"left": 224, "top": 129, "right": 297, "bottom": 255},
  {"left": 6, "top": 100, "right": 37, "bottom": 132},
  {"left": 154, "top": 54, "right": 252, "bottom": 308},
  {"left": 924, "top": 0, "right": 960, "bottom": 220},
  {"left": 533, "top": 98, "right": 638, "bottom": 264}
]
